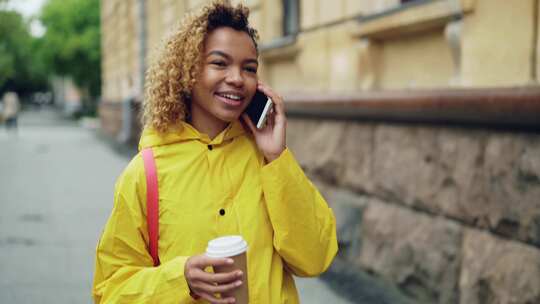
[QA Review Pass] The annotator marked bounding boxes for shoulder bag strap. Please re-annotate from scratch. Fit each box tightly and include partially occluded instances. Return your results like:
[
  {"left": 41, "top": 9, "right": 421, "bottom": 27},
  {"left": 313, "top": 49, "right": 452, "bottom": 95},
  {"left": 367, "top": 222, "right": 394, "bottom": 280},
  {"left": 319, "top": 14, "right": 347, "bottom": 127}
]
[{"left": 141, "top": 148, "right": 160, "bottom": 266}]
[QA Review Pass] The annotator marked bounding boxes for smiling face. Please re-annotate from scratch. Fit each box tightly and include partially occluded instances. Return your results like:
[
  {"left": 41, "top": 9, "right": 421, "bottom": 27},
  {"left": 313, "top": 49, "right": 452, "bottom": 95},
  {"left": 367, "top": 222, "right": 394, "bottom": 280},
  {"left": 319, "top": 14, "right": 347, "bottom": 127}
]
[{"left": 190, "top": 26, "right": 258, "bottom": 135}]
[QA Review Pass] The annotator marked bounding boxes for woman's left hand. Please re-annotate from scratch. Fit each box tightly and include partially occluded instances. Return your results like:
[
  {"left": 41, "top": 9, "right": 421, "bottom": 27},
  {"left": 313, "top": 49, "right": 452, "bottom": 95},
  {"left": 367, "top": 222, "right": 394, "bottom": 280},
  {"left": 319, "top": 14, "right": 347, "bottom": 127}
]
[{"left": 242, "top": 81, "right": 286, "bottom": 163}]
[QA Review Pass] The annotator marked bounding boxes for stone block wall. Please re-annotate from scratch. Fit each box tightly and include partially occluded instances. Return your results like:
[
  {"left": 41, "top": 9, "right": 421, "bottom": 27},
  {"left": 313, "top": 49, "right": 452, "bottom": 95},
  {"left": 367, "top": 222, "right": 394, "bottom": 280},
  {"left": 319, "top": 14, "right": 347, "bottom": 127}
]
[{"left": 287, "top": 118, "right": 540, "bottom": 304}]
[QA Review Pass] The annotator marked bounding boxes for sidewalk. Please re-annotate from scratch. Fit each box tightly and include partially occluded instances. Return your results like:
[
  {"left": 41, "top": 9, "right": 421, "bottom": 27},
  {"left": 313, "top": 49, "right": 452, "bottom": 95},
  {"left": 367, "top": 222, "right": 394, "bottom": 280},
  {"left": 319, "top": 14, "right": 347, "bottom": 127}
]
[{"left": 0, "top": 109, "right": 353, "bottom": 304}]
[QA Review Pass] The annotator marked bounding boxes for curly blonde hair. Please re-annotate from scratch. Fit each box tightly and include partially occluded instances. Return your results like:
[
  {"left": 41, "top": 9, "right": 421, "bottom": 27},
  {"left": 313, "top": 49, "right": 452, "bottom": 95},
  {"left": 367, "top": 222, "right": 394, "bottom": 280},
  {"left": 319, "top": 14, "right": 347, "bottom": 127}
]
[{"left": 143, "top": 0, "right": 259, "bottom": 133}]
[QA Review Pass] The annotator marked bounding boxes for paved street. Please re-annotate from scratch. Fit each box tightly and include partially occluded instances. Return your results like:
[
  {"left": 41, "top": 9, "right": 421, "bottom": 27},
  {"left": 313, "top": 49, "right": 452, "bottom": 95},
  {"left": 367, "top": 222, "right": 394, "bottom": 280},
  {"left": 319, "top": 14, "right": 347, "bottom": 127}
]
[{"left": 0, "top": 109, "right": 353, "bottom": 304}]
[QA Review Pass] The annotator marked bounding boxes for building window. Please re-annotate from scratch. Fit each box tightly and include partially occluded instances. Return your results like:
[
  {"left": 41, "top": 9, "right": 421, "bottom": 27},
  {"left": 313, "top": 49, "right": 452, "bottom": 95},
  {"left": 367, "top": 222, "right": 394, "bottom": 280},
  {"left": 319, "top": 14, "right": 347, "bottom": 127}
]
[{"left": 283, "top": 0, "right": 299, "bottom": 37}]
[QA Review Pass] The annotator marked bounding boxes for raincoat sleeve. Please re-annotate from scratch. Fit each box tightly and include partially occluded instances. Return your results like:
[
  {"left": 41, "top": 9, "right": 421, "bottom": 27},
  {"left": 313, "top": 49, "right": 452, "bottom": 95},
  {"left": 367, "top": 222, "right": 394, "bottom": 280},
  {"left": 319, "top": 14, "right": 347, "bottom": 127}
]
[
  {"left": 92, "top": 157, "right": 193, "bottom": 304},
  {"left": 260, "top": 148, "right": 338, "bottom": 277}
]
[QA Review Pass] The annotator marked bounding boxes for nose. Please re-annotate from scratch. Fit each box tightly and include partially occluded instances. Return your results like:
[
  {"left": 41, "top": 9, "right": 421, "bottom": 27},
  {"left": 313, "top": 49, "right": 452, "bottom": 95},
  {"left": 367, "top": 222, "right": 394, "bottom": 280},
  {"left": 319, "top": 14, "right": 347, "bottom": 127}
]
[{"left": 225, "top": 67, "right": 244, "bottom": 88}]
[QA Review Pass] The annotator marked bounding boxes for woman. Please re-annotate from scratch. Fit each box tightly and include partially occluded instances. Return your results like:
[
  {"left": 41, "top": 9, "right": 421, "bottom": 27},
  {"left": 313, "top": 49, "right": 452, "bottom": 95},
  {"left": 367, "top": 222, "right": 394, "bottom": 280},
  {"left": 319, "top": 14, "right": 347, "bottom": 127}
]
[{"left": 92, "top": 1, "right": 337, "bottom": 303}]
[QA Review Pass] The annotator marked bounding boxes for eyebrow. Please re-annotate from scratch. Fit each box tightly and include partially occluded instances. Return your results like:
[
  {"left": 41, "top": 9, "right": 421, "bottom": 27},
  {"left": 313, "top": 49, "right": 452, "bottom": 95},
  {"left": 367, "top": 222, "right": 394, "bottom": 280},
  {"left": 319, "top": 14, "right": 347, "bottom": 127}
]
[{"left": 207, "top": 50, "right": 258, "bottom": 65}]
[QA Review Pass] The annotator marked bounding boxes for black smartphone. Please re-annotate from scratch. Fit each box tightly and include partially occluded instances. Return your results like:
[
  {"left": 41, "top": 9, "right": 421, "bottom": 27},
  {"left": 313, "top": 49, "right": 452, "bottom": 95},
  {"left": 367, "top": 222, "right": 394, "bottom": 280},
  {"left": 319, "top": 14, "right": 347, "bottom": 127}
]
[{"left": 245, "top": 90, "right": 273, "bottom": 129}]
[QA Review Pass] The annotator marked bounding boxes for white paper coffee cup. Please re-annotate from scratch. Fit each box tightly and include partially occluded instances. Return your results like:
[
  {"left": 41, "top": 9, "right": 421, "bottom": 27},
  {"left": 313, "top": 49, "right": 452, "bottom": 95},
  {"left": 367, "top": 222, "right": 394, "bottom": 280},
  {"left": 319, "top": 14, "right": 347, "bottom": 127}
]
[{"left": 206, "top": 235, "right": 249, "bottom": 303}]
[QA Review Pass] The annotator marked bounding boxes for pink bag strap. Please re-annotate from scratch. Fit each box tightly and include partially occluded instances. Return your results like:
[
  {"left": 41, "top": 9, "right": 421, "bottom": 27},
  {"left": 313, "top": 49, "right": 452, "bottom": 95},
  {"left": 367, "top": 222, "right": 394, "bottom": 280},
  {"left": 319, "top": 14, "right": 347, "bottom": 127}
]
[{"left": 142, "top": 148, "right": 160, "bottom": 266}]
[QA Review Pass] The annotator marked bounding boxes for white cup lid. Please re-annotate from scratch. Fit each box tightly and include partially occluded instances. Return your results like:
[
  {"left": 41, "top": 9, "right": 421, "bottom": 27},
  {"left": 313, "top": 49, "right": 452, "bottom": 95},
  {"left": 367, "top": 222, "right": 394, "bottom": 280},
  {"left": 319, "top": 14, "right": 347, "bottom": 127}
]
[{"left": 205, "top": 235, "right": 248, "bottom": 258}]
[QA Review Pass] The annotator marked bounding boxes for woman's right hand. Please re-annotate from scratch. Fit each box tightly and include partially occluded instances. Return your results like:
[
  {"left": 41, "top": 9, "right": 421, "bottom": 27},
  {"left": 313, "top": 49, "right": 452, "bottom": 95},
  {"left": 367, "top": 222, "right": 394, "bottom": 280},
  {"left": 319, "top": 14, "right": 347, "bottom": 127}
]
[{"left": 184, "top": 254, "right": 243, "bottom": 304}]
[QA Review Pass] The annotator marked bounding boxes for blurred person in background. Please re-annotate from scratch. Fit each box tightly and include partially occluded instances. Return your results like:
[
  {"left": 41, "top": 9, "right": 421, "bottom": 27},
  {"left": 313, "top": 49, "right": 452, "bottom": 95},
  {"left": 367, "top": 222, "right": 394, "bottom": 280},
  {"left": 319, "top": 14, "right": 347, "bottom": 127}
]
[
  {"left": 92, "top": 1, "right": 338, "bottom": 303},
  {"left": 2, "top": 91, "right": 20, "bottom": 133}
]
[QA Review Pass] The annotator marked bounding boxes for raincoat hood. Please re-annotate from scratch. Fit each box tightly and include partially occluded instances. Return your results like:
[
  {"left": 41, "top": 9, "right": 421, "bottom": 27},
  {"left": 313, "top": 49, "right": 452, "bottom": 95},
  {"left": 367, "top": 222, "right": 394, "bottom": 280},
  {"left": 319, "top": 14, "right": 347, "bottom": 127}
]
[{"left": 138, "top": 119, "right": 246, "bottom": 150}]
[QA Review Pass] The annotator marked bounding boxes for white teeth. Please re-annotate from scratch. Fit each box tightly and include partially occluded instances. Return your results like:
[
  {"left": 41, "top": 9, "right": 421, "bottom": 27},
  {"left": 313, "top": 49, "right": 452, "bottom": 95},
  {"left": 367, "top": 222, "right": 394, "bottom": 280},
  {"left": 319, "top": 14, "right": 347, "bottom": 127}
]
[{"left": 218, "top": 93, "right": 242, "bottom": 100}]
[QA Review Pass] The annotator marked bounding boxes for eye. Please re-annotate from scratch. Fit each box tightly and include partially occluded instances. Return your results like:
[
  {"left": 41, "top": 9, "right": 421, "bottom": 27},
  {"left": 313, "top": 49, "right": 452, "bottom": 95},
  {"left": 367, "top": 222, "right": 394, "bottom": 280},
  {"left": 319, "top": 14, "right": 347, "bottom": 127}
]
[
  {"left": 244, "top": 66, "right": 257, "bottom": 73},
  {"left": 210, "top": 60, "right": 227, "bottom": 67}
]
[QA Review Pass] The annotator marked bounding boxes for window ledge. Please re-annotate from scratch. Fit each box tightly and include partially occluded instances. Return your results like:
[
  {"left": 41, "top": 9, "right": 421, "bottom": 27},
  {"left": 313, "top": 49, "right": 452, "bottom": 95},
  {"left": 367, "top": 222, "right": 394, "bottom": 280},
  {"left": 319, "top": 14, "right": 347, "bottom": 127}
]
[
  {"left": 260, "top": 35, "right": 300, "bottom": 62},
  {"left": 351, "top": 0, "right": 469, "bottom": 40}
]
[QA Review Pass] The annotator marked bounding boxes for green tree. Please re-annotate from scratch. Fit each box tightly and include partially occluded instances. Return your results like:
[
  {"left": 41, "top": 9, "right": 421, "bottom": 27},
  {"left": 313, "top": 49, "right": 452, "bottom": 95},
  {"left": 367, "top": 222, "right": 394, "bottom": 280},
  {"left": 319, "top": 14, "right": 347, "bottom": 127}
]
[
  {"left": 40, "top": 0, "right": 101, "bottom": 99},
  {"left": 0, "top": 9, "right": 48, "bottom": 95}
]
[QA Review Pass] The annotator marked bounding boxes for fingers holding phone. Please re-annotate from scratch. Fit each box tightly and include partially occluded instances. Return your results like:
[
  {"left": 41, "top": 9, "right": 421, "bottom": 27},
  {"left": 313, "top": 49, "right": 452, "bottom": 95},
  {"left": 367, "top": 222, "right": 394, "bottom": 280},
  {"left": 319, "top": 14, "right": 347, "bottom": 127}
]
[
  {"left": 256, "top": 82, "right": 285, "bottom": 124},
  {"left": 242, "top": 82, "right": 286, "bottom": 163},
  {"left": 244, "top": 89, "right": 273, "bottom": 130}
]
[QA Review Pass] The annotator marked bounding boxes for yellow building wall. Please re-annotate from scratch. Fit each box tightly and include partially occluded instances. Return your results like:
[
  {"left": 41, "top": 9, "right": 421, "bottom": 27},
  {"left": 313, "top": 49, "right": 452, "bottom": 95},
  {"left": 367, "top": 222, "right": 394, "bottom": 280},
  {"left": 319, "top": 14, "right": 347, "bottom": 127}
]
[
  {"left": 101, "top": 0, "right": 539, "bottom": 103},
  {"left": 296, "top": 30, "right": 329, "bottom": 91},
  {"left": 146, "top": 0, "right": 187, "bottom": 60},
  {"left": 344, "top": 0, "right": 364, "bottom": 18},
  {"left": 461, "top": 0, "right": 535, "bottom": 86},
  {"left": 262, "top": 0, "right": 538, "bottom": 92},
  {"left": 378, "top": 30, "right": 455, "bottom": 89},
  {"left": 146, "top": 0, "right": 164, "bottom": 59},
  {"left": 328, "top": 25, "right": 364, "bottom": 91},
  {"left": 358, "top": 0, "right": 400, "bottom": 15},
  {"left": 260, "top": 0, "right": 282, "bottom": 42},
  {"left": 101, "top": 0, "right": 138, "bottom": 102},
  {"left": 300, "top": 0, "right": 316, "bottom": 29},
  {"left": 318, "top": 0, "right": 344, "bottom": 24}
]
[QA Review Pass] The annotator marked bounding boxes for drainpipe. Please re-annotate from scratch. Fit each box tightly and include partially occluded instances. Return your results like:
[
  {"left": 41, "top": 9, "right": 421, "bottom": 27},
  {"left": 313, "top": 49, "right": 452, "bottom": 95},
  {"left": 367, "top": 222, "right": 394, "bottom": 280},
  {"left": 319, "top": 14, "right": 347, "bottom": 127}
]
[
  {"left": 532, "top": 0, "right": 538, "bottom": 82},
  {"left": 137, "top": 0, "right": 147, "bottom": 98},
  {"left": 118, "top": 96, "right": 132, "bottom": 142},
  {"left": 118, "top": 0, "right": 146, "bottom": 143}
]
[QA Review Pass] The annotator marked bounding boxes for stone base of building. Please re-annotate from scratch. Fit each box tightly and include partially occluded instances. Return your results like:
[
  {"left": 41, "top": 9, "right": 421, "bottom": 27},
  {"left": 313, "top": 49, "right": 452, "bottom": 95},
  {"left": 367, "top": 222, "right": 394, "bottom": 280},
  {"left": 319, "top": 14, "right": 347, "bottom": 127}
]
[{"left": 287, "top": 118, "right": 540, "bottom": 304}]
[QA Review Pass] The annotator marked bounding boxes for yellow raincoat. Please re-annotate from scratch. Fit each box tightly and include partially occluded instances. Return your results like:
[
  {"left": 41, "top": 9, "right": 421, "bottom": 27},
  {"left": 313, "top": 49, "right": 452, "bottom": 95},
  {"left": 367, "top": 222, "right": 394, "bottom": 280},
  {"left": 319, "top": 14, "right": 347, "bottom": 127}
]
[{"left": 92, "top": 120, "right": 338, "bottom": 303}]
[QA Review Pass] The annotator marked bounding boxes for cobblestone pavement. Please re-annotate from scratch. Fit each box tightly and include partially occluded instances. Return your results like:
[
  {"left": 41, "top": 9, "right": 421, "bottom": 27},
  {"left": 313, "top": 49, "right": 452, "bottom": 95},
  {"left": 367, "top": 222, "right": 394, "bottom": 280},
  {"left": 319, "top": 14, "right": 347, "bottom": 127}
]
[{"left": 0, "top": 109, "right": 353, "bottom": 304}]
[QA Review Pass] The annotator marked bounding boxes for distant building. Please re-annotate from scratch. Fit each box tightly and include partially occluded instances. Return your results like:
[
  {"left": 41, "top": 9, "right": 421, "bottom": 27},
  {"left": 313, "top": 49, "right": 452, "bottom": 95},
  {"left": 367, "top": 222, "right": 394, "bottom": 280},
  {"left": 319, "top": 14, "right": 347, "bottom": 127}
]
[{"left": 51, "top": 76, "right": 82, "bottom": 117}]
